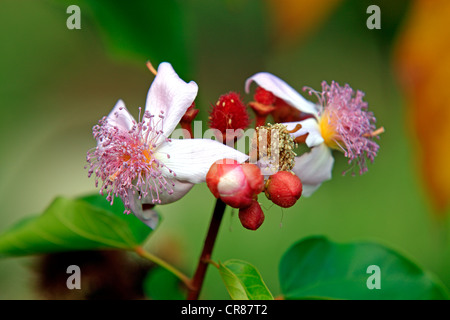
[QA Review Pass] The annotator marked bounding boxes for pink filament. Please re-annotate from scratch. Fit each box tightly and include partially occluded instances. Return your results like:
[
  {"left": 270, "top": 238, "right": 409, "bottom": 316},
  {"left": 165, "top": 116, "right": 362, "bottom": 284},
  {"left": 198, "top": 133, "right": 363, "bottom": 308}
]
[
  {"left": 86, "top": 109, "right": 175, "bottom": 213},
  {"left": 304, "top": 81, "right": 380, "bottom": 175}
]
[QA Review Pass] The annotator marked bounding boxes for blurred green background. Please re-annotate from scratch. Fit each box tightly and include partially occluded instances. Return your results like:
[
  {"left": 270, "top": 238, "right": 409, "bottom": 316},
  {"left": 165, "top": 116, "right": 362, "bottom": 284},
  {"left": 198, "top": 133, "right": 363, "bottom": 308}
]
[{"left": 0, "top": 0, "right": 449, "bottom": 299}]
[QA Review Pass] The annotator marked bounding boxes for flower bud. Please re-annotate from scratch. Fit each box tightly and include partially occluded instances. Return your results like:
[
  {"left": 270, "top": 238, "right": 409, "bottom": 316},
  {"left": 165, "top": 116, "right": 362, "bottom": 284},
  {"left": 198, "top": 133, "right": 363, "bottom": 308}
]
[
  {"left": 265, "top": 171, "right": 302, "bottom": 208},
  {"left": 254, "top": 86, "right": 276, "bottom": 105},
  {"left": 248, "top": 87, "right": 276, "bottom": 128},
  {"left": 180, "top": 102, "right": 199, "bottom": 138},
  {"left": 238, "top": 200, "right": 265, "bottom": 230},
  {"left": 248, "top": 102, "right": 276, "bottom": 128},
  {"left": 206, "top": 159, "right": 264, "bottom": 209},
  {"left": 240, "top": 162, "right": 265, "bottom": 195}
]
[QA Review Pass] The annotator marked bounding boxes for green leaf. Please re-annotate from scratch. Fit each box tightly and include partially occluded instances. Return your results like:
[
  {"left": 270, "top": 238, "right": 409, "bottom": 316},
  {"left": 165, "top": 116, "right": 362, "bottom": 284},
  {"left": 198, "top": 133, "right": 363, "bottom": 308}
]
[
  {"left": 78, "top": 193, "right": 153, "bottom": 245},
  {"left": 75, "top": 0, "right": 192, "bottom": 78},
  {"left": 143, "top": 267, "right": 186, "bottom": 300},
  {"left": 0, "top": 195, "right": 152, "bottom": 257},
  {"left": 218, "top": 259, "right": 273, "bottom": 300},
  {"left": 279, "top": 236, "right": 450, "bottom": 300}
]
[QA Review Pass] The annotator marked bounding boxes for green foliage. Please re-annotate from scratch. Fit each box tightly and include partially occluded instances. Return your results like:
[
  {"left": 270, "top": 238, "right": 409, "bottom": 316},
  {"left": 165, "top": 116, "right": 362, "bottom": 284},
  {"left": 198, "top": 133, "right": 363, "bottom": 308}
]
[
  {"left": 143, "top": 267, "right": 186, "bottom": 300},
  {"left": 0, "top": 194, "right": 152, "bottom": 257},
  {"left": 78, "top": 194, "right": 153, "bottom": 245},
  {"left": 76, "top": 0, "right": 191, "bottom": 77},
  {"left": 218, "top": 259, "right": 273, "bottom": 300},
  {"left": 279, "top": 236, "right": 450, "bottom": 300}
]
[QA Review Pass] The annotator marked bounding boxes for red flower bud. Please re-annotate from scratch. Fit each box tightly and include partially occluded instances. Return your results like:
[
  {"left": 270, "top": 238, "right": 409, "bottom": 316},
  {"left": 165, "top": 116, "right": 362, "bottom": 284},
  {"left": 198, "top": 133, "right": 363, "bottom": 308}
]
[
  {"left": 248, "top": 87, "right": 277, "bottom": 128},
  {"left": 238, "top": 200, "right": 265, "bottom": 230},
  {"left": 254, "top": 86, "right": 276, "bottom": 106},
  {"left": 180, "top": 102, "right": 199, "bottom": 138},
  {"left": 181, "top": 102, "right": 199, "bottom": 123},
  {"left": 271, "top": 98, "right": 314, "bottom": 123},
  {"left": 265, "top": 171, "right": 302, "bottom": 208},
  {"left": 248, "top": 102, "right": 276, "bottom": 128},
  {"left": 241, "top": 163, "right": 265, "bottom": 195},
  {"left": 206, "top": 159, "right": 264, "bottom": 209}
]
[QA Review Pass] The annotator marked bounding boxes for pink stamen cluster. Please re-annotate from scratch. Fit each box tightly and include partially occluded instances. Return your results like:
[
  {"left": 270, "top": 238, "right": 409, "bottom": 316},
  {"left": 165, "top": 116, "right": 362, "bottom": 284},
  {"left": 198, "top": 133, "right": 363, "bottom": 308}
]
[
  {"left": 305, "top": 81, "right": 380, "bottom": 175},
  {"left": 85, "top": 107, "right": 175, "bottom": 213}
]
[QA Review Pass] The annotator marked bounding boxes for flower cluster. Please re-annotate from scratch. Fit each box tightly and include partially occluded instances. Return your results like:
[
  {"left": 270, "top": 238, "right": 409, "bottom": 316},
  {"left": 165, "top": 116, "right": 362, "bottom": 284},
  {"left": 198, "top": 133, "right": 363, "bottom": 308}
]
[
  {"left": 86, "top": 63, "right": 247, "bottom": 228},
  {"left": 86, "top": 62, "right": 382, "bottom": 231},
  {"left": 246, "top": 72, "right": 383, "bottom": 196}
]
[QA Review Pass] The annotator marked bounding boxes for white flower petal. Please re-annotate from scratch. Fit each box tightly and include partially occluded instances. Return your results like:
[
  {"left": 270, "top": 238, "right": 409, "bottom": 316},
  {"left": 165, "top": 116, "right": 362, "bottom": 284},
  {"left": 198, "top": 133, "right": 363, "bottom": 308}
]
[
  {"left": 301, "top": 184, "right": 322, "bottom": 197},
  {"left": 126, "top": 189, "right": 160, "bottom": 229},
  {"left": 127, "top": 179, "right": 194, "bottom": 228},
  {"left": 155, "top": 178, "right": 194, "bottom": 205},
  {"left": 106, "top": 99, "right": 135, "bottom": 131},
  {"left": 155, "top": 138, "right": 249, "bottom": 184},
  {"left": 292, "top": 143, "right": 334, "bottom": 197},
  {"left": 245, "top": 72, "right": 319, "bottom": 116},
  {"left": 284, "top": 119, "right": 324, "bottom": 148},
  {"left": 137, "top": 178, "right": 194, "bottom": 206},
  {"left": 145, "top": 62, "right": 198, "bottom": 147},
  {"left": 97, "top": 100, "right": 135, "bottom": 149}
]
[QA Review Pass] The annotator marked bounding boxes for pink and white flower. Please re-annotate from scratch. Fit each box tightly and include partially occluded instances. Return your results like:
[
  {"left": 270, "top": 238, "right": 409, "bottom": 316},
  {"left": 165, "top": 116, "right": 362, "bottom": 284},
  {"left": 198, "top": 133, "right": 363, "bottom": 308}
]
[
  {"left": 87, "top": 62, "right": 248, "bottom": 228},
  {"left": 246, "top": 73, "right": 382, "bottom": 196}
]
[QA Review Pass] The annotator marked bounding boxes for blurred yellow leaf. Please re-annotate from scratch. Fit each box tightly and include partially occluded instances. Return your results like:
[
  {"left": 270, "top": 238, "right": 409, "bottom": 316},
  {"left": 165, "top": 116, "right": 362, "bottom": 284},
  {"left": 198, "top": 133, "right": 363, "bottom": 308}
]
[
  {"left": 266, "top": 0, "right": 342, "bottom": 45},
  {"left": 394, "top": 0, "right": 450, "bottom": 216}
]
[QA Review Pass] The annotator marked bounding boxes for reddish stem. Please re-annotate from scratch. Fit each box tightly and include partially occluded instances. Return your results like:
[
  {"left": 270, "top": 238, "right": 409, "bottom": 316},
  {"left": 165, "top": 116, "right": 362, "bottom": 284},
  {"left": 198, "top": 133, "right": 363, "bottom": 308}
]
[{"left": 187, "top": 198, "right": 227, "bottom": 300}]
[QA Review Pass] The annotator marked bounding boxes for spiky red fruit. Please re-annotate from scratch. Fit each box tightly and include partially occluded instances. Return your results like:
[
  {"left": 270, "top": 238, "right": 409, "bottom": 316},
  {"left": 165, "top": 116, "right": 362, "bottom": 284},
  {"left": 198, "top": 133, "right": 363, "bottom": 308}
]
[
  {"left": 209, "top": 92, "right": 250, "bottom": 143},
  {"left": 238, "top": 200, "right": 265, "bottom": 230},
  {"left": 265, "top": 171, "right": 303, "bottom": 208},
  {"left": 206, "top": 159, "right": 264, "bottom": 209}
]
